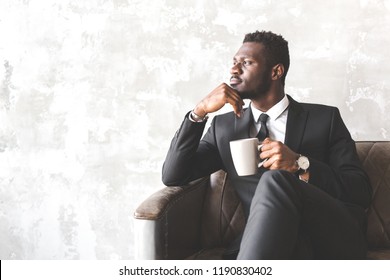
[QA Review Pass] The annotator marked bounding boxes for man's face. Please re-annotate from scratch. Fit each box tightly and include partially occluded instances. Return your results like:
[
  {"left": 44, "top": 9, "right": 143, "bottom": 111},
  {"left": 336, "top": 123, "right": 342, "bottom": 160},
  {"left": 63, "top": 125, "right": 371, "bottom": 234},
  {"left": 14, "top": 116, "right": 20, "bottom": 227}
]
[{"left": 229, "top": 42, "right": 272, "bottom": 99}]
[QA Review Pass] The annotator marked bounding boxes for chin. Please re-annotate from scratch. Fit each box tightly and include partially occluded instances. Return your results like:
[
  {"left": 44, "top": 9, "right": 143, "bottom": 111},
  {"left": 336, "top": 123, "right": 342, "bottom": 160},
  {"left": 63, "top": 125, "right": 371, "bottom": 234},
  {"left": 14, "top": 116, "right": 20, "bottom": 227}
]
[{"left": 239, "top": 90, "right": 262, "bottom": 100}]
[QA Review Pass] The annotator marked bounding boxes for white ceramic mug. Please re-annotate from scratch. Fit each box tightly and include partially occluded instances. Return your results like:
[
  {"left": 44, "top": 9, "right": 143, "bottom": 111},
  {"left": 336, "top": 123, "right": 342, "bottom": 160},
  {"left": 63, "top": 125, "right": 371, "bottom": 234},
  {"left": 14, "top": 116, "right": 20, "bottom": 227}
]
[{"left": 229, "top": 138, "right": 266, "bottom": 176}]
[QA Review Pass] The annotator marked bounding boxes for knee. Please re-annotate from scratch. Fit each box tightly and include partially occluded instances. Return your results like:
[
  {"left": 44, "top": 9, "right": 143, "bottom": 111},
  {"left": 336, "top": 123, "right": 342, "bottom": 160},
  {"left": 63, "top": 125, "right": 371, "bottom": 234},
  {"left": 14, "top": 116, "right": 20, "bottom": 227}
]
[
  {"left": 256, "top": 170, "right": 299, "bottom": 197},
  {"left": 259, "top": 170, "right": 295, "bottom": 185},
  {"left": 251, "top": 169, "right": 302, "bottom": 213}
]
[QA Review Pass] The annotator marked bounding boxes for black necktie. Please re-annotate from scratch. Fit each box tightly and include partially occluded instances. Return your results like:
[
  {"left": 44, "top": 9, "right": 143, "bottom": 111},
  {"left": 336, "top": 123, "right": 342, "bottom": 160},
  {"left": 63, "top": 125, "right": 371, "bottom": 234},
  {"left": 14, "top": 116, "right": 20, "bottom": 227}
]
[{"left": 256, "top": 113, "right": 269, "bottom": 142}]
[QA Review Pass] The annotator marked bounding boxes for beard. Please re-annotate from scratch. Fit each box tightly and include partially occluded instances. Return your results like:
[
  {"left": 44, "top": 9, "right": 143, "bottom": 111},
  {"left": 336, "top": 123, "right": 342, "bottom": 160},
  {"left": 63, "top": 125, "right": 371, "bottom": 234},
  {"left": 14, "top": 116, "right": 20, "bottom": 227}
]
[{"left": 237, "top": 75, "right": 272, "bottom": 100}]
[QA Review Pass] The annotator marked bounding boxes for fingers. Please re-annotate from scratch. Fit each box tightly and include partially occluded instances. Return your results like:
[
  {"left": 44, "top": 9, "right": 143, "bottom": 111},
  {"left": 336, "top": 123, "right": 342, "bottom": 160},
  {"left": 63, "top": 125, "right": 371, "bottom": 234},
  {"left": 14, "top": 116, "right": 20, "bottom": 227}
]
[
  {"left": 259, "top": 138, "right": 274, "bottom": 168},
  {"left": 197, "top": 83, "right": 244, "bottom": 117},
  {"left": 215, "top": 83, "right": 244, "bottom": 115},
  {"left": 221, "top": 84, "right": 245, "bottom": 116},
  {"left": 262, "top": 155, "right": 283, "bottom": 169},
  {"left": 259, "top": 138, "right": 279, "bottom": 159},
  {"left": 261, "top": 138, "right": 272, "bottom": 144},
  {"left": 259, "top": 139, "right": 298, "bottom": 172},
  {"left": 228, "top": 95, "right": 245, "bottom": 117}
]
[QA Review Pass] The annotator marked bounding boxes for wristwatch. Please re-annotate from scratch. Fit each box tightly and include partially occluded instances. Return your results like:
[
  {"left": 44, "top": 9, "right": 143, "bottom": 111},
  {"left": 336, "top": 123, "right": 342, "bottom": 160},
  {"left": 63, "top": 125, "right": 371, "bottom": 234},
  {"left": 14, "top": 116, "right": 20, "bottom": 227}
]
[
  {"left": 190, "top": 110, "right": 208, "bottom": 122},
  {"left": 296, "top": 154, "right": 310, "bottom": 174}
]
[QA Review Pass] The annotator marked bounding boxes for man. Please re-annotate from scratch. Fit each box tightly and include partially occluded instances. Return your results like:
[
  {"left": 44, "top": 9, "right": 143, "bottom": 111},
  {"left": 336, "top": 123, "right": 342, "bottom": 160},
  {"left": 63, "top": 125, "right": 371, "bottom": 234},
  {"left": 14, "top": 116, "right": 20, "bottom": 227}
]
[{"left": 162, "top": 31, "right": 372, "bottom": 259}]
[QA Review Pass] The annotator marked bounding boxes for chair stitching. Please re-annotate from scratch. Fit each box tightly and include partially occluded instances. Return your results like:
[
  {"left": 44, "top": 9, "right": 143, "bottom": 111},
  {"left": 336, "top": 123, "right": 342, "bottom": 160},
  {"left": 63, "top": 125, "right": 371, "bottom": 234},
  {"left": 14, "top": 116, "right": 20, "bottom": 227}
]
[
  {"left": 362, "top": 143, "right": 375, "bottom": 166},
  {"left": 221, "top": 201, "right": 241, "bottom": 241},
  {"left": 159, "top": 178, "right": 209, "bottom": 217},
  {"left": 371, "top": 203, "right": 390, "bottom": 245},
  {"left": 160, "top": 177, "right": 209, "bottom": 258},
  {"left": 371, "top": 163, "right": 390, "bottom": 243},
  {"left": 368, "top": 145, "right": 390, "bottom": 243},
  {"left": 164, "top": 214, "right": 168, "bottom": 259},
  {"left": 218, "top": 172, "right": 228, "bottom": 244},
  {"left": 366, "top": 145, "right": 388, "bottom": 199}
]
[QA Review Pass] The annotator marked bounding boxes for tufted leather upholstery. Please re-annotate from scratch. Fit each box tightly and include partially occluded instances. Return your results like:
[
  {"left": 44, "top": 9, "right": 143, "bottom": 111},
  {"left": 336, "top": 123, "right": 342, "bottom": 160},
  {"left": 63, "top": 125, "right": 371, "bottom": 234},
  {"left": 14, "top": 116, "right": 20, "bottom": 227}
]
[
  {"left": 134, "top": 141, "right": 390, "bottom": 259},
  {"left": 356, "top": 142, "right": 390, "bottom": 259}
]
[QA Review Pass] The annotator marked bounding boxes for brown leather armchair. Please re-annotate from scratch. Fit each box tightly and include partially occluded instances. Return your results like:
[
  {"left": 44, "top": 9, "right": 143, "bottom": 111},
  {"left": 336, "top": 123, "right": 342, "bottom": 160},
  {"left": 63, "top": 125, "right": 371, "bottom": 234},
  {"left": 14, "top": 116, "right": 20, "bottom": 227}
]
[{"left": 134, "top": 142, "right": 390, "bottom": 259}]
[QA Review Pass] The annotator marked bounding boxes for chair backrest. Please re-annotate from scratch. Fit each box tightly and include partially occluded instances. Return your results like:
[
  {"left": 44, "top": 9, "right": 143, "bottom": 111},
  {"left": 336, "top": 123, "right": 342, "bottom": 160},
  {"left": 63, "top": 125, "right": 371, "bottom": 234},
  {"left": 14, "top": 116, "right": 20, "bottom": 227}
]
[
  {"left": 200, "top": 141, "right": 390, "bottom": 250},
  {"left": 356, "top": 142, "right": 390, "bottom": 249}
]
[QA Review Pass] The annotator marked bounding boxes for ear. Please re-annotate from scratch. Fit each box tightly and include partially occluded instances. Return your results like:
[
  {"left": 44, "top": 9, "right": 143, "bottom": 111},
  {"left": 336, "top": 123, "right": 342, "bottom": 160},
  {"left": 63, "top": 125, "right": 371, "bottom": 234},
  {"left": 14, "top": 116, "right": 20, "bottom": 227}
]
[{"left": 271, "top": 64, "right": 285, "bottom": 81}]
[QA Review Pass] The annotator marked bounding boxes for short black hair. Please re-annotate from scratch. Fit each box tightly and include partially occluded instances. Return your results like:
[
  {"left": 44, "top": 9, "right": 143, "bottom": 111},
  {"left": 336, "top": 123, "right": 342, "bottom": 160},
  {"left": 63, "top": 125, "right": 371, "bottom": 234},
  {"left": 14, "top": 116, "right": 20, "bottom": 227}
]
[{"left": 243, "top": 30, "right": 289, "bottom": 85}]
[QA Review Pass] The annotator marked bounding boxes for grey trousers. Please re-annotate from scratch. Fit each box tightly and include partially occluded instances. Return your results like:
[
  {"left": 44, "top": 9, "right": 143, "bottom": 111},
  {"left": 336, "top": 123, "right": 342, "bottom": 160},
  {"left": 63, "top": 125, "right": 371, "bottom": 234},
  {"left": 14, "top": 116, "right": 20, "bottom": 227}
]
[{"left": 236, "top": 170, "right": 367, "bottom": 260}]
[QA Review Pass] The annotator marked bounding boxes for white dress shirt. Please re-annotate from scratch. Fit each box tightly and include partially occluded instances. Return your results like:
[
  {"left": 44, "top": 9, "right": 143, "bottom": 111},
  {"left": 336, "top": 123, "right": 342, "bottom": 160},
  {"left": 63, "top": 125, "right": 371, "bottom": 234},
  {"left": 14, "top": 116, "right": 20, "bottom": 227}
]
[{"left": 250, "top": 95, "right": 290, "bottom": 143}]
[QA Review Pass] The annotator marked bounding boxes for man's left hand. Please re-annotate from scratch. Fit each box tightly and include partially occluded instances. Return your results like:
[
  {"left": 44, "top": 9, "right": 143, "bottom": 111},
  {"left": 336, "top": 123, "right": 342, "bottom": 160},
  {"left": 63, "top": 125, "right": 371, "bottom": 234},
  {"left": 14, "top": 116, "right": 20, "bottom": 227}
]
[{"left": 260, "top": 138, "right": 299, "bottom": 173}]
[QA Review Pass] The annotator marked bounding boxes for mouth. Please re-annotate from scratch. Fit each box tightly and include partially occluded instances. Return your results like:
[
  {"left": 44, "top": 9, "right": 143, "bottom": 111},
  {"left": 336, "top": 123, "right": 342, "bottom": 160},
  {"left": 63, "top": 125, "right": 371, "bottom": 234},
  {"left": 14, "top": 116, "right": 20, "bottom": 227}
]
[{"left": 230, "top": 76, "right": 242, "bottom": 87}]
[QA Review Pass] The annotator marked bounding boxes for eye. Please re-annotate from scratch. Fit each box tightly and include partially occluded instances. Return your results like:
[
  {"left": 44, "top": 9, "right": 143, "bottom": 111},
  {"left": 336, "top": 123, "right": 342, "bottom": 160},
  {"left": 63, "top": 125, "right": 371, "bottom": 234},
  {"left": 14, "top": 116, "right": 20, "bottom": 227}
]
[{"left": 243, "top": 60, "right": 252, "bottom": 66}]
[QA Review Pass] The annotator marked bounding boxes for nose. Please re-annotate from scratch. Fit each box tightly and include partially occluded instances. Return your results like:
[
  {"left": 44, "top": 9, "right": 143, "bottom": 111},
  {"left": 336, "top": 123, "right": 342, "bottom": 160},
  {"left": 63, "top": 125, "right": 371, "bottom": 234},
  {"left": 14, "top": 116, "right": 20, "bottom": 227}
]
[{"left": 230, "top": 62, "right": 243, "bottom": 75}]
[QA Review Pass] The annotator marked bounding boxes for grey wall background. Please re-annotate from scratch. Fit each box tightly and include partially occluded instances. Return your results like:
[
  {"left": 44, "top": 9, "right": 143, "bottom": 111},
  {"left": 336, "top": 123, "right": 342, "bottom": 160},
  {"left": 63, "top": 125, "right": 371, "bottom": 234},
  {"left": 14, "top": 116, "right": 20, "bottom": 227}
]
[{"left": 0, "top": 0, "right": 389, "bottom": 259}]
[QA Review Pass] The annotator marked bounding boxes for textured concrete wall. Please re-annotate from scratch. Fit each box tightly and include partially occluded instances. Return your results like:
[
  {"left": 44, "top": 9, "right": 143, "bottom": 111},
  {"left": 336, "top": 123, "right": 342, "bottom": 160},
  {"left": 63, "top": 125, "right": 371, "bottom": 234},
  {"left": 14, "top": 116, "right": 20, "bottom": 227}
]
[{"left": 0, "top": 0, "right": 389, "bottom": 259}]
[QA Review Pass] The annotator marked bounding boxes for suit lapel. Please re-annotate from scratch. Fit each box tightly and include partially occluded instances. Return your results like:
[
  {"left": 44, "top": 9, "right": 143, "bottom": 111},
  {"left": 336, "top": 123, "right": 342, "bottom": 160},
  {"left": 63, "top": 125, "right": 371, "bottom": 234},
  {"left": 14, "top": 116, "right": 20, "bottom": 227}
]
[
  {"left": 231, "top": 105, "right": 253, "bottom": 140},
  {"left": 285, "top": 95, "right": 308, "bottom": 153}
]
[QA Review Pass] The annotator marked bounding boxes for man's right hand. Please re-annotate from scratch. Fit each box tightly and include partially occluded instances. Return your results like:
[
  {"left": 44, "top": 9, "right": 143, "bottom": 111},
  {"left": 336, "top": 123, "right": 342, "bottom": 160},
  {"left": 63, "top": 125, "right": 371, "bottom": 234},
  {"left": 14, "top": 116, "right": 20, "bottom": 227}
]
[{"left": 193, "top": 83, "right": 245, "bottom": 118}]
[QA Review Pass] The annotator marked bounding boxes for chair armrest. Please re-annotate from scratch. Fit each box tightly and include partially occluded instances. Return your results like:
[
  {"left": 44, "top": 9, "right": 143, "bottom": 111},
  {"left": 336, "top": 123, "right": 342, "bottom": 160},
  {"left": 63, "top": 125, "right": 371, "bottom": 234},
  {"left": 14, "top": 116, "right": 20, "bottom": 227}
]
[{"left": 133, "top": 177, "right": 209, "bottom": 259}]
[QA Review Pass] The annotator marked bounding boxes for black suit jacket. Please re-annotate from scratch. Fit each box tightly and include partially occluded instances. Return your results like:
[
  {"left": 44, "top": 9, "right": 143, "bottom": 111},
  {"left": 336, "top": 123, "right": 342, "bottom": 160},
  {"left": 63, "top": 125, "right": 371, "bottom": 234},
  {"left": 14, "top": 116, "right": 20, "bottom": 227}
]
[{"left": 162, "top": 95, "right": 371, "bottom": 217}]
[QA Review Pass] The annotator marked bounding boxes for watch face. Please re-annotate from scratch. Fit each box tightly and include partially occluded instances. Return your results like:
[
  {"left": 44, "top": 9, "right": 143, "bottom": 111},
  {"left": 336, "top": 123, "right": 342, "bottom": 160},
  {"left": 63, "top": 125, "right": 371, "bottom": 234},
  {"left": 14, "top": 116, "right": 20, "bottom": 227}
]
[{"left": 298, "top": 156, "right": 310, "bottom": 170}]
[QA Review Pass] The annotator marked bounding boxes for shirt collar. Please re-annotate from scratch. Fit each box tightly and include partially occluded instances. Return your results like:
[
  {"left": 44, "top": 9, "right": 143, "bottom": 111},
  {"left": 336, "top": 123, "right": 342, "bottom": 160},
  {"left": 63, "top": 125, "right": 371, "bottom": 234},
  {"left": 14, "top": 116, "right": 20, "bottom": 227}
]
[{"left": 251, "top": 94, "right": 290, "bottom": 123}]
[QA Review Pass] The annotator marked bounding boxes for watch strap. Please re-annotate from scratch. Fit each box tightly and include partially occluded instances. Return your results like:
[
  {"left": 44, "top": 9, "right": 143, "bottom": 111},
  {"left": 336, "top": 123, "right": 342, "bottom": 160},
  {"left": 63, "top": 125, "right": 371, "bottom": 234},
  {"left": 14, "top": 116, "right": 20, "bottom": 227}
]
[{"left": 190, "top": 110, "right": 208, "bottom": 122}]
